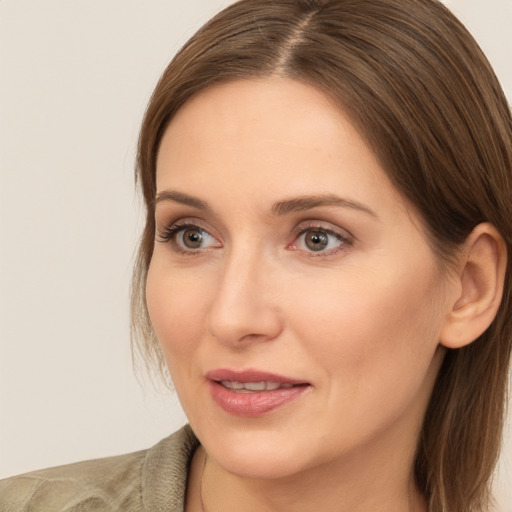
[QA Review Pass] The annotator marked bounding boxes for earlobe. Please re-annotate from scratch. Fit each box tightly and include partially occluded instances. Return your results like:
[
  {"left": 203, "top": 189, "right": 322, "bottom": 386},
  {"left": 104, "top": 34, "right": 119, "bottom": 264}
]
[{"left": 440, "top": 223, "right": 507, "bottom": 349}]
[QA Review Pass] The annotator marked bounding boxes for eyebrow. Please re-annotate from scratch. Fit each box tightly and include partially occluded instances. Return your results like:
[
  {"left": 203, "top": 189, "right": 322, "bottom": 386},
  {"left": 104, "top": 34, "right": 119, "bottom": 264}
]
[
  {"left": 154, "top": 190, "right": 209, "bottom": 210},
  {"left": 154, "top": 190, "right": 378, "bottom": 218},
  {"left": 271, "top": 194, "right": 378, "bottom": 218}
]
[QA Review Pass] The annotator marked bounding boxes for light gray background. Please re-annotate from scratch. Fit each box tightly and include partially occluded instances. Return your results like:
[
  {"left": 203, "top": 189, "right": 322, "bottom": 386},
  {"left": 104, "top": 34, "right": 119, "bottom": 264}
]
[{"left": 1, "top": 0, "right": 510, "bottom": 508}]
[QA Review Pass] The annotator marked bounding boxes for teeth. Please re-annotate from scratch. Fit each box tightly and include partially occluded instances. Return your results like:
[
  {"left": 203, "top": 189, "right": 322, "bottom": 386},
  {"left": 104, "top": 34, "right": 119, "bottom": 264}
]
[
  {"left": 221, "top": 381, "right": 244, "bottom": 390},
  {"left": 220, "top": 381, "right": 295, "bottom": 392},
  {"left": 244, "top": 382, "right": 267, "bottom": 391}
]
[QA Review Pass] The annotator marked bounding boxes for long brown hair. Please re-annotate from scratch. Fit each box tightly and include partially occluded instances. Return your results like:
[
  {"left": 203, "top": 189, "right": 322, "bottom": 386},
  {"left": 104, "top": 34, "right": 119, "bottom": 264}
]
[{"left": 132, "top": 1, "right": 512, "bottom": 510}]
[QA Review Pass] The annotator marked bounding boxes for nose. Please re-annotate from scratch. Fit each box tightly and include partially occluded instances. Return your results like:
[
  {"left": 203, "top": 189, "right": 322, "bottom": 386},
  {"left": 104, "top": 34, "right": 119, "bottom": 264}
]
[{"left": 205, "top": 249, "right": 283, "bottom": 347}]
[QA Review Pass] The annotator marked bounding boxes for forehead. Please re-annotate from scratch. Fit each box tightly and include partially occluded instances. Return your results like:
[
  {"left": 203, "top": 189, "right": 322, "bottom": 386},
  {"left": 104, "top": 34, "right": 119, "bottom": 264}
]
[{"left": 157, "top": 78, "right": 389, "bottom": 191}]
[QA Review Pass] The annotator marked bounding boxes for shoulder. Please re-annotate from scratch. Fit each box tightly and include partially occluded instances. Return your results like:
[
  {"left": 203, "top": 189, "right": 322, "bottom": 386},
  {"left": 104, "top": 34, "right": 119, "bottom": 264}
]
[
  {"left": 0, "top": 425, "right": 199, "bottom": 512},
  {"left": 0, "top": 450, "right": 146, "bottom": 512}
]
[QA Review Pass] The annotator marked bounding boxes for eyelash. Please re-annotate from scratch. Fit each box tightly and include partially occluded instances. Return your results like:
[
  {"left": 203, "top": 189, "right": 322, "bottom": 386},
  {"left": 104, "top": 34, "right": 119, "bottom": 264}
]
[
  {"left": 156, "top": 220, "right": 354, "bottom": 257},
  {"left": 290, "top": 223, "right": 353, "bottom": 257},
  {"left": 156, "top": 221, "right": 218, "bottom": 255}
]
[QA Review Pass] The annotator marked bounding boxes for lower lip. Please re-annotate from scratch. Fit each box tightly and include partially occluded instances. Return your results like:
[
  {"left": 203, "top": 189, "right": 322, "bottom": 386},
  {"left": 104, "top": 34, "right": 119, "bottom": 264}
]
[{"left": 208, "top": 381, "right": 309, "bottom": 417}]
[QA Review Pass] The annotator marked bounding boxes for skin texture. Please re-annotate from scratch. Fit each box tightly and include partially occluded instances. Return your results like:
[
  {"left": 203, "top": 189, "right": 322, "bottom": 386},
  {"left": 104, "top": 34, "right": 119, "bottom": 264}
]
[{"left": 146, "top": 78, "right": 462, "bottom": 511}]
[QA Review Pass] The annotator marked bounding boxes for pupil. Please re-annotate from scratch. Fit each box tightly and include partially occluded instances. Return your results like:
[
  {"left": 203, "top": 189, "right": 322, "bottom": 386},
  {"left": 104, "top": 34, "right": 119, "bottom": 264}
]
[
  {"left": 306, "top": 231, "right": 328, "bottom": 251},
  {"left": 184, "top": 229, "right": 203, "bottom": 248}
]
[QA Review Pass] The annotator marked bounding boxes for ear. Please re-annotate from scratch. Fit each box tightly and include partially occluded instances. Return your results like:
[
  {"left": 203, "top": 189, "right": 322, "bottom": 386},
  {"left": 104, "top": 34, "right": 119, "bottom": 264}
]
[{"left": 440, "top": 223, "right": 507, "bottom": 349}]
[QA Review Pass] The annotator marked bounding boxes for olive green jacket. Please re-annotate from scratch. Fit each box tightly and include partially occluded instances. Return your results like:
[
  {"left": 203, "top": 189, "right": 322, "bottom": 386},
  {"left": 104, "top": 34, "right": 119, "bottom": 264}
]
[{"left": 0, "top": 425, "right": 199, "bottom": 512}]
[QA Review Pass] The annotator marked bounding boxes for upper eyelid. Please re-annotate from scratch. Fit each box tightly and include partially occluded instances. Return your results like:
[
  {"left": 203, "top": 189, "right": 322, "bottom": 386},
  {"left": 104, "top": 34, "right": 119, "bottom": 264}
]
[
  {"left": 157, "top": 217, "right": 354, "bottom": 244},
  {"left": 158, "top": 221, "right": 215, "bottom": 239},
  {"left": 154, "top": 204, "right": 223, "bottom": 232},
  {"left": 157, "top": 217, "right": 215, "bottom": 235},
  {"left": 292, "top": 220, "right": 354, "bottom": 240}
]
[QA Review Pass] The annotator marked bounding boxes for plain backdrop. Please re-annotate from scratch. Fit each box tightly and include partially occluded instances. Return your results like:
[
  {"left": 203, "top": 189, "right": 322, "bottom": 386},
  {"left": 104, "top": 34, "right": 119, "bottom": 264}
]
[{"left": 0, "top": 0, "right": 511, "bottom": 509}]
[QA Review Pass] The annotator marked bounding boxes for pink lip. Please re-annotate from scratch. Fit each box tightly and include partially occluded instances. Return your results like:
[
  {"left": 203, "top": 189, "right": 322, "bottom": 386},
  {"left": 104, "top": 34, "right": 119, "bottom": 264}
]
[
  {"left": 206, "top": 368, "right": 310, "bottom": 417},
  {"left": 206, "top": 368, "right": 307, "bottom": 384}
]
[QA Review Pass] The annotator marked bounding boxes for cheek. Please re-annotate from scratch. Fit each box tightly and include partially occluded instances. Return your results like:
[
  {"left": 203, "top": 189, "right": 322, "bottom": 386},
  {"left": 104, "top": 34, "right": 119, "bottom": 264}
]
[
  {"left": 145, "top": 258, "right": 210, "bottom": 367},
  {"left": 284, "top": 265, "right": 446, "bottom": 455},
  {"left": 288, "top": 263, "right": 445, "bottom": 386}
]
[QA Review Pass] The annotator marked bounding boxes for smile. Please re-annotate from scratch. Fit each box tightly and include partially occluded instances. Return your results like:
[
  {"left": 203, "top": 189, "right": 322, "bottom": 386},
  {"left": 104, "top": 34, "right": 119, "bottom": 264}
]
[
  {"left": 219, "top": 381, "right": 296, "bottom": 392},
  {"left": 206, "top": 369, "right": 311, "bottom": 416}
]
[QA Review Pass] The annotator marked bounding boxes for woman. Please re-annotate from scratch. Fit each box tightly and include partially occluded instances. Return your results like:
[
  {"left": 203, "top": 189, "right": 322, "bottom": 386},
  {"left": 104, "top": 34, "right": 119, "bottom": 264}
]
[{"left": 1, "top": 0, "right": 510, "bottom": 511}]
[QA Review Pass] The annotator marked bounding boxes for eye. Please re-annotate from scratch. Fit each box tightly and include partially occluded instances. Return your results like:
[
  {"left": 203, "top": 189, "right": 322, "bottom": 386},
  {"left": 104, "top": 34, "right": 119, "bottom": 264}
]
[
  {"left": 302, "top": 231, "right": 331, "bottom": 251},
  {"left": 290, "top": 226, "right": 352, "bottom": 256},
  {"left": 156, "top": 222, "right": 221, "bottom": 253},
  {"left": 177, "top": 227, "right": 212, "bottom": 249}
]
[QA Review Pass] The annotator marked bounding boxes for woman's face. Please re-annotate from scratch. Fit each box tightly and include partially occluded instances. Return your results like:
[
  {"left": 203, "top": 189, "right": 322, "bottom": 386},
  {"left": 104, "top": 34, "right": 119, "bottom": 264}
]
[{"left": 147, "top": 78, "right": 452, "bottom": 480}]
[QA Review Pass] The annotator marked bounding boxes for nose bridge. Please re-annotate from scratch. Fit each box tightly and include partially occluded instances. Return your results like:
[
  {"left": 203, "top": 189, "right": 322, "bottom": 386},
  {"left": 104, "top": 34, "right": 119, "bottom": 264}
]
[{"left": 206, "top": 242, "right": 282, "bottom": 346}]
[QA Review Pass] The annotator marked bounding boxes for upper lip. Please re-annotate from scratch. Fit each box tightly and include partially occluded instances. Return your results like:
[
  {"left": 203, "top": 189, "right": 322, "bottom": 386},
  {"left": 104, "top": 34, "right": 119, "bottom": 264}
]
[{"left": 206, "top": 368, "right": 309, "bottom": 385}]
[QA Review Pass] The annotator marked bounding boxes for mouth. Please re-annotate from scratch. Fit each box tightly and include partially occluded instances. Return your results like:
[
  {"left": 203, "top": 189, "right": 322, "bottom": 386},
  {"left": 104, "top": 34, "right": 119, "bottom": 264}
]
[
  {"left": 206, "top": 369, "right": 311, "bottom": 416},
  {"left": 218, "top": 381, "right": 299, "bottom": 392}
]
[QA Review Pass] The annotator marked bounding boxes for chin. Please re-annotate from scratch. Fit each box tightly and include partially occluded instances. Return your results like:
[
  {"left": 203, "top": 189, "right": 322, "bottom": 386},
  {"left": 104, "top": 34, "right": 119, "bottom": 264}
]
[
  {"left": 213, "top": 444, "right": 307, "bottom": 480},
  {"left": 196, "top": 422, "right": 313, "bottom": 480}
]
